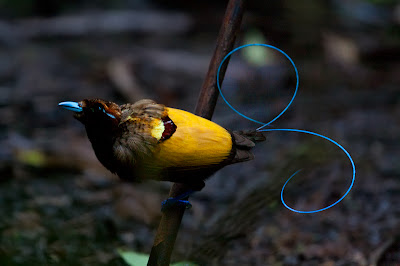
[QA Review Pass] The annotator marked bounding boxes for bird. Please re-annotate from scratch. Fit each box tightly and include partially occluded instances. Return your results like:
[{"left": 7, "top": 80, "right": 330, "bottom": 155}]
[{"left": 59, "top": 99, "right": 265, "bottom": 209}]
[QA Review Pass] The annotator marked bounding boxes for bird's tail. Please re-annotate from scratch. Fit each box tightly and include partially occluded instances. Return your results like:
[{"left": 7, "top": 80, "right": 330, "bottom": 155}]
[{"left": 230, "top": 130, "right": 266, "bottom": 164}]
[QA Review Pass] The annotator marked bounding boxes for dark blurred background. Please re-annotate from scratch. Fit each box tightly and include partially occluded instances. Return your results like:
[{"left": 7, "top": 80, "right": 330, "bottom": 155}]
[{"left": 0, "top": 0, "right": 399, "bottom": 265}]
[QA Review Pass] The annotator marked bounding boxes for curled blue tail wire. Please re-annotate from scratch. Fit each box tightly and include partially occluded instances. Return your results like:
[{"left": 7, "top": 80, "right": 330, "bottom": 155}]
[
  {"left": 261, "top": 129, "right": 356, "bottom": 214},
  {"left": 217, "top": 43, "right": 356, "bottom": 214},
  {"left": 217, "top": 44, "right": 299, "bottom": 128}
]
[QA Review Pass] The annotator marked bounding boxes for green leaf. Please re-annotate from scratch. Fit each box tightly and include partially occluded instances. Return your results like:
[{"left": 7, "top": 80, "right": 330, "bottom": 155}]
[
  {"left": 117, "top": 249, "right": 198, "bottom": 266},
  {"left": 117, "top": 249, "right": 149, "bottom": 266}
]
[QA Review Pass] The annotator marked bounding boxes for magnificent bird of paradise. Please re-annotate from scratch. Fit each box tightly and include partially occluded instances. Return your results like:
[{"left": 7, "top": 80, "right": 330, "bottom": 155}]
[{"left": 59, "top": 99, "right": 265, "bottom": 208}]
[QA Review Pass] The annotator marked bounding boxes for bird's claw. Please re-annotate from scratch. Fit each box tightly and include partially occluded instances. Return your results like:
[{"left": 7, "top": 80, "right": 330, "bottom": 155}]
[{"left": 161, "top": 198, "right": 192, "bottom": 212}]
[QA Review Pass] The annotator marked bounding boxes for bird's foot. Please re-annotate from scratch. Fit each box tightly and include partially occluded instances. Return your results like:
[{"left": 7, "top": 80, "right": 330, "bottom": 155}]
[
  {"left": 161, "top": 190, "right": 194, "bottom": 212},
  {"left": 161, "top": 198, "right": 192, "bottom": 211}
]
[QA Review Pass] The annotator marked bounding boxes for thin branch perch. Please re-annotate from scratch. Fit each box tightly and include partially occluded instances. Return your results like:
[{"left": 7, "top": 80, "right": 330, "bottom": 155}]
[{"left": 148, "top": 0, "right": 246, "bottom": 265}]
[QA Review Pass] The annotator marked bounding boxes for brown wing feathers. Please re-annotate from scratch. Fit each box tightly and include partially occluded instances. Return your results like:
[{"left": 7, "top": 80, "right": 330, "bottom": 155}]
[{"left": 230, "top": 130, "right": 266, "bottom": 164}]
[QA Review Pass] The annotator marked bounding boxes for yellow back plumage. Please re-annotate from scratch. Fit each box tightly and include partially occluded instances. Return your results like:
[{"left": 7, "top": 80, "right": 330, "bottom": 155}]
[{"left": 154, "top": 108, "right": 233, "bottom": 168}]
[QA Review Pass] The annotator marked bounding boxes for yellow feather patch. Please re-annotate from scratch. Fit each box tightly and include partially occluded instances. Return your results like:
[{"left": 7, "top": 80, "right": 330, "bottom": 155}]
[
  {"left": 154, "top": 108, "right": 233, "bottom": 168},
  {"left": 151, "top": 119, "right": 165, "bottom": 140}
]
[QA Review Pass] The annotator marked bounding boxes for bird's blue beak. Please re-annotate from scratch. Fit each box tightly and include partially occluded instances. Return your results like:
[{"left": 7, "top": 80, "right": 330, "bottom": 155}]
[{"left": 58, "top": 101, "right": 83, "bottom": 112}]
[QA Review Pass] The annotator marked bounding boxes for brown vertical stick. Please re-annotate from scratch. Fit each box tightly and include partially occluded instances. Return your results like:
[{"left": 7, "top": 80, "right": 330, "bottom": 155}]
[
  {"left": 195, "top": 0, "right": 246, "bottom": 120},
  {"left": 148, "top": 0, "right": 246, "bottom": 265}
]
